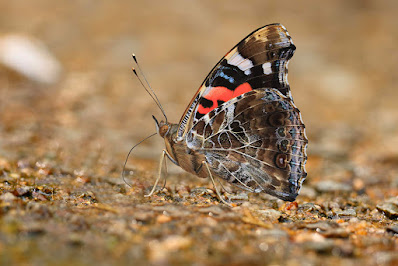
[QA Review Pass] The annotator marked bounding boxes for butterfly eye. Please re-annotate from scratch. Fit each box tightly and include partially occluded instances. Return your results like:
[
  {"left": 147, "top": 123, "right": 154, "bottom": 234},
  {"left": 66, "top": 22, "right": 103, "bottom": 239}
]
[{"left": 159, "top": 125, "right": 169, "bottom": 138}]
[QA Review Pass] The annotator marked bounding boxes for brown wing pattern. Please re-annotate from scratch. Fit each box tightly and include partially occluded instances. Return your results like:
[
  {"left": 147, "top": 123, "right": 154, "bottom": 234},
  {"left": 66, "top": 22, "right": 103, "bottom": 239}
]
[
  {"left": 177, "top": 23, "right": 296, "bottom": 140},
  {"left": 187, "top": 89, "right": 308, "bottom": 201}
]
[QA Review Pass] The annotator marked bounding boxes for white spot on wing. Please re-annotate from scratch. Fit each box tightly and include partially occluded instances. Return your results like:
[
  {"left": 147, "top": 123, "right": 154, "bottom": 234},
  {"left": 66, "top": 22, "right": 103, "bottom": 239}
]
[
  {"left": 227, "top": 52, "right": 253, "bottom": 74},
  {"left": 262, "top": 62, "right": 272, "bottom": 75},
  {"left": 225, "top": 104, "right": 235, "bottom": 125}
]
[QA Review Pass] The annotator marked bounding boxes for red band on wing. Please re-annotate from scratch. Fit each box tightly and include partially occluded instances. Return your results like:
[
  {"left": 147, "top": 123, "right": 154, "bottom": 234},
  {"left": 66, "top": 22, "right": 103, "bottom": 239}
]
[{"left": 197, "top": 82, "right": 252, "bottom": 115}]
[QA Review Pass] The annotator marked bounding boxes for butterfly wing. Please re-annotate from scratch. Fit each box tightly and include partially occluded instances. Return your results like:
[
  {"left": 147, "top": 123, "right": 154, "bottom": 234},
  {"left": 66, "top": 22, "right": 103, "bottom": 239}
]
[
  {"left": 177, "top": 23, "right": 296, "bottom": 141},
  {"left": 178, "top": 23, "right": 307, "bottom": 201},
  {"left": 187, "top": 88, "right": 308, "bottom": 201}
]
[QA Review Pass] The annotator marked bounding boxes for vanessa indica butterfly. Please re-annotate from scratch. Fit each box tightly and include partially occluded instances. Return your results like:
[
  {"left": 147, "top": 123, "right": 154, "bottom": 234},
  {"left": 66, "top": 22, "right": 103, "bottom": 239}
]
[{"left": 130, "top": 23, "right": 308, "bottom": 205}]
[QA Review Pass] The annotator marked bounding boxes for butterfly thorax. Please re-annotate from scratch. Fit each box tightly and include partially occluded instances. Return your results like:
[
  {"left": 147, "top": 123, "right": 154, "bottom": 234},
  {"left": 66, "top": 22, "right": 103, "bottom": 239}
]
[{"left": 157, "top": 120, "right": 208, "bottom": 178}]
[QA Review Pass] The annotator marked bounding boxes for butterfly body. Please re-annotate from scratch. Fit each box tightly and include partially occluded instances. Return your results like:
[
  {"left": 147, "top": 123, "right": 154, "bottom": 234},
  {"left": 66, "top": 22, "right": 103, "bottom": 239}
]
[
  {"left": 157, "top": 121, "right": 209, "bottom": 178},
  {"left": 152, "top": 23, "right": 307, "bottom": 202}
]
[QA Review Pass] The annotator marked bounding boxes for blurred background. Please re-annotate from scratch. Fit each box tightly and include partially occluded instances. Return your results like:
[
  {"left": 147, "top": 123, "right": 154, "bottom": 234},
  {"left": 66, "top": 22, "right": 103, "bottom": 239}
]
[
  {"left": 1, "top": 1, "right": 398, "bottom": 264},
  {"left": 1, "top": 0, "right": 397, "bottom": 174}
]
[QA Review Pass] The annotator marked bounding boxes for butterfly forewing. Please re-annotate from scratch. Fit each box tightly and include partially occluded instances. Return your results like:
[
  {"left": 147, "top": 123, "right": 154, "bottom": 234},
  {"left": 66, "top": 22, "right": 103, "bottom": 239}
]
[{"left": 177, "top": 23, "right": 296, "bottom": 140}]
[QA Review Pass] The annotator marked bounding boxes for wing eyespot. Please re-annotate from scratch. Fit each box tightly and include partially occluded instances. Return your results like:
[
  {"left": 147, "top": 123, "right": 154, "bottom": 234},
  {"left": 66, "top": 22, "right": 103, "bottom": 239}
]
[{"left": 175, "top": 24, "right": 307, "bottom": 201}]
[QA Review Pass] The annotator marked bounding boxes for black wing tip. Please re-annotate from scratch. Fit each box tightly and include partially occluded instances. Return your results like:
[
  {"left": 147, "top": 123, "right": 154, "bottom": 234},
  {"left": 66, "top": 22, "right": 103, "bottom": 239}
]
[
  {"left": 274, "top": 191, "right": 299, "bottom": 202},
  {"left": 283, "top": 193, "right": 299, "bottom": 202},
  {"left": 253, "top": 23, "right": 289, "bottom": 33},
  {"left": 258, "top": 187, "right": 300, "bottom": 202}
]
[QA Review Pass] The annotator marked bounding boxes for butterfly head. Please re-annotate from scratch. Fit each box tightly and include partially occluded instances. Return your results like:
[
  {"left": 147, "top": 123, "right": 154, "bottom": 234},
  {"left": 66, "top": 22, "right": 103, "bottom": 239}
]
[{"left": 152, "top": 115, "right": 170, "bottom": 138}]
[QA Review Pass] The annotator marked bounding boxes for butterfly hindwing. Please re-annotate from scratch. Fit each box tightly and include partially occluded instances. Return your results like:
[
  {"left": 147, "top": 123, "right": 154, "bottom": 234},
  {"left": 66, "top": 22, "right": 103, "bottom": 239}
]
[
  {"left": 188, "top": 89, "right": 307, "bottom": 201},
  {"left": 177, "top": 23, "right": 296, "bottom": 140},
  {"left": 166, "top": 23, "right": 307, "bottom": 202}
]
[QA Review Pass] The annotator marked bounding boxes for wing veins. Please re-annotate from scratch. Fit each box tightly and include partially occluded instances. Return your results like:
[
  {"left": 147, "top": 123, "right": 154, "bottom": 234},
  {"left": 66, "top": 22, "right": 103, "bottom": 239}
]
[{"left": 218, "top": 163, "right": 256, "bottom": 192}]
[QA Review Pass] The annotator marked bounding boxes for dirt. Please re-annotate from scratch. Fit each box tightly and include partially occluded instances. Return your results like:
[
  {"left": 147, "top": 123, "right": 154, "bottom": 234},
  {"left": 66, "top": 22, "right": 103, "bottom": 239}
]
[{"left": 0, "top": 1, "right": 397, "bottom": 265}]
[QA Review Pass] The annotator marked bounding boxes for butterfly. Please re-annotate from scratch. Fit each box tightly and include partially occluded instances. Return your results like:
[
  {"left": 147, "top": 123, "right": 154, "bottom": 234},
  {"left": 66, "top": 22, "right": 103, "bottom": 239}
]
[{"left": 131, "top": 23, "right": 308, "bottom": 205}]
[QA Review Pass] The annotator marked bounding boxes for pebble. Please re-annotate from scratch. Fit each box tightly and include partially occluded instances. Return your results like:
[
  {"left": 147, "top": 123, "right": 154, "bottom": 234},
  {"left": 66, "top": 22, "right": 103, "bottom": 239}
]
[
  {"left": 376, "top": 198, "right": 398, "bottom": 219},
  {"left": 300, "top": 203, "right": 322, "bottom": 213},
  {"left": 0, "top": 34, "right": 62, "bottom": 84},
  {"left": 374, "top": 251, "right": 398, "bottom": 265},
  {"left": 227, "top": 192, "right": 249, "bottom": 201},
  {"left": 152, "top": 204, "right": 192, "bottom": 218},
  {"left": 256, "top": 209, "right": 282, "bottom": 221},
  {"left": 0, "top": 192, "right": 16, "bottom": 201},
  {"left": 386, "top": 225, "right": 398, "bottom": 236},
  {"left": 294, "top": 232, "right": 326, "bottom": 243},
  {"left": 107, "top": 220, "right": 132, "bottom": 238},
  {"left": 156, "top": 214, "right": 172, "bottom": 224},
  {"left": 333, "top": 208, "right": 357, "bottom": 217},
  {"left": 303, "top": 239, "right": 335, "bottom": 254},
  {"left": 148, "top": 235, "right": 192, "bottom": 263},
  {"left": 0, "top": 157, "right": 11, "bottom": 171},
  {"left": 255, "top": 228, "right": 288, "bottom": 238},
  {"left": 315, "top": 180, "right": 352, "bottom": 193},
  {"left": 296, "top": 221, "right": 349, "bottom": 238},
  {"left": 26, "top": 202, "right": 51, "bottom": 219},
  {"left": 15, "top": 186, "right": 31, "bottom": 196},
  {"left": 321, "top": 228, "right": 349, "bottom": 238}
]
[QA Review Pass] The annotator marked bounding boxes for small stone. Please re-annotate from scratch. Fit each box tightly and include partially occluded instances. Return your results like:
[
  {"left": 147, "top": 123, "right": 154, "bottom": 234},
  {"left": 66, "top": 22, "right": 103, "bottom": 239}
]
[
  {"left": 227, "top": 192, "right": 249, "bottom": 201},
  {"left": 0, "top": 157, "right": 11, "bottom": 171},
  {"left": 256, "top": 209, "right": 282, "bottom": 221},
  {"left": 303, "top": 239, "right": 335, "bottom": 254},
  {"left": 315, "top": 181, "right": 352, "bottom": 193},
  {"left": 156, "top": 214, "right": 172, "bottom": 224},
  {"left": 333, "top": 208, "right": 357, "bottom": 217},
  {"left": 386, "top": 225, "right": 398, "bottom": 236},
  {"left": 0, "top": 34, "right": 62, "bottom": 84},
  {"left": 374, "top": 251, "right": 398, "bottom": 265},
  {"left": 353, "top": 178, "right": 365, "bottom": 191},
  {"left": 301, "top": 221, "right": 337, "bottom": 231},
  {"left": 300, "top": 203, "right": 322, "bottom": 213},
  {"left": 9, "top": 173, "right": 20, "bottom": 179},
  {"left": 148, "top": 235, "right": 192, "bottom": 263},
  {"left": 321, "top": 228, "right": 349, "bottom": 238},
  {"left": 255, "top": 228, "right": 288, "bottom": 238},
  {"left": 107, "top": 220, "right": 131, "bottom": 238},
  {"left": 133, "top": 211, "right": 155, "bottom": 223},
  {"left": 152, "top": 204, "right": 192, "bottom": 217},
  {"left": 15, "top": 186, "right": 31, "bottom": 196},
  {"left": 0, "top": 192, "right": 16, "bottom": 201},
  {"left": 198, "top": 205, "right": 226, "bottom": 215},
  {"left": 377, "top": 198, "right": 398, "bottom": 219},
  {"left": 26, "top": 202, "right": 51, "bottom": 219},
  {"left": 391, "top": 177, "right": 398, "bottom": 188},
  {"left": 294, "top": 232, "right": 326, "bottom": 243}
]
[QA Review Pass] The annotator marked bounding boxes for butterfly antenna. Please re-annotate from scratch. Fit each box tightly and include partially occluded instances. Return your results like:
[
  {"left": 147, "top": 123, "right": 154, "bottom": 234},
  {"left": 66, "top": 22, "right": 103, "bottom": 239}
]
[
  {"left": 132, "top": 54, "right": 168, "bottom": 123},
  {"left": 121, "top": 132, "right": 157, "bottom": 187},
  {"left": 131, "top": 67, "right": 167, "bottom": 122}
]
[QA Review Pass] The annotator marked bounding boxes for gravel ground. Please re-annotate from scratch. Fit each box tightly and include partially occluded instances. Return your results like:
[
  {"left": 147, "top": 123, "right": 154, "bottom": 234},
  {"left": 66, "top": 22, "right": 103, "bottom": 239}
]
[{"left": 0, "top": 1, "right": 397, "bottom": 265}]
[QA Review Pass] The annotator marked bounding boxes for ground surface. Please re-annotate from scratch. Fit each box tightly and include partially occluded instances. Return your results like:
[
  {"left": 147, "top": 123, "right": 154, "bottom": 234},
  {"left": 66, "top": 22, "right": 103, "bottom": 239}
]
[{"left": 0, "top": 1, "right": 397, "bottom": 265}]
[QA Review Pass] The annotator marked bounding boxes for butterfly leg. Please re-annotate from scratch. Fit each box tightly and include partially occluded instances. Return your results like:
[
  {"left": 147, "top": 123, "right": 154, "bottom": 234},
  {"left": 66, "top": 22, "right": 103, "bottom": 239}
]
[
  {"left": 145, "top": 149, "right": 168, "bottom": 197},
  {"left": 159, "top": 155, "right": 168, "bottom": 190},
  {"left": 203, "top": 161, "right": 232, "bottom": 207},
  {"left": 216, "top": 178, "right": 234, "bottom": 195}
]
